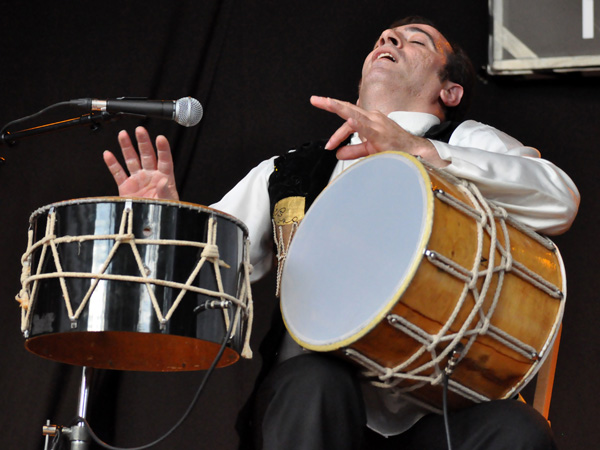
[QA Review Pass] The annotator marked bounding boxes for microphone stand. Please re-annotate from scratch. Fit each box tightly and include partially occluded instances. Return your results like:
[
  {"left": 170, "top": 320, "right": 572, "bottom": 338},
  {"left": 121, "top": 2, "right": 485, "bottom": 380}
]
[
  {"left": 43, "top": 366, "right": 94, "bottom": 450},
  {"left": 0, "top": 112, "right": 119, "bottom": 148}
]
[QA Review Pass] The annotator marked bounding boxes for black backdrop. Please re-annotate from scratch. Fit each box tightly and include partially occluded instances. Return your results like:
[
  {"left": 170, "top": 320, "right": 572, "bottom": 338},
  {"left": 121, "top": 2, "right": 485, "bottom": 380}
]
[{"left": 0, "top": 2, "right": 597, "bottom": 449}]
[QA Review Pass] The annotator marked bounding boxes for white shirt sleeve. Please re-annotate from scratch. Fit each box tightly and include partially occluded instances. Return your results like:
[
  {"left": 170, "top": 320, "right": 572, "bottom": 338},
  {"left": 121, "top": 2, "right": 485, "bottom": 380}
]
[
  {"left": 210, "top": 157, "right": 277, "bottom": 281},
  {"left": 431, "top": 120, "right": 580, "bottom": 235}
]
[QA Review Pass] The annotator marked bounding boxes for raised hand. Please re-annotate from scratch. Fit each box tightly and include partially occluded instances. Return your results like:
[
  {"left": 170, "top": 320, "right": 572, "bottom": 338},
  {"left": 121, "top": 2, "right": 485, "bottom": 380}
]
[
  {"left": 310, "top": 95, "right": 448, "bottom": 167},
  {"left": 103, "top": 126, "right": 180, "bottom": 200}
]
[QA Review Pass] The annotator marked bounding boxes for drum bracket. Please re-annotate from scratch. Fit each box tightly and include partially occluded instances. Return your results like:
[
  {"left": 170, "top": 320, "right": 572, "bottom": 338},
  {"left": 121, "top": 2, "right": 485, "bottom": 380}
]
[{"left": 194, "top": 300, "right": 232, "bottom": 314}]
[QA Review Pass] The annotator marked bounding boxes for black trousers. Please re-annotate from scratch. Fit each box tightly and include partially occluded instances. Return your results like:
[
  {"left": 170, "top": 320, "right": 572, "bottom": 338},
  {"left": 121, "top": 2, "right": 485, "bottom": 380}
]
[{"left": 251, "top": 353, "right": 558, "bottom": 450}]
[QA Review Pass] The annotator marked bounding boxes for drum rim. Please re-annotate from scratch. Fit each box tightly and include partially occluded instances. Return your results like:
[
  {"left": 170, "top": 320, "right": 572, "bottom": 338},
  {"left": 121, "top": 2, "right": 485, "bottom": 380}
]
[
  {"left": 28, "top": 196, "right": 249, "bottom": 236},
  {"left": 281, "top": 151, "right": 434, "bottom": 351}
]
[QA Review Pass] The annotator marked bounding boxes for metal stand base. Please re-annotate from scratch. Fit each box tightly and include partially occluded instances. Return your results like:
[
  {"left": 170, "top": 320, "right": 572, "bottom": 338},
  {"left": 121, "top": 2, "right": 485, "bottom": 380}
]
[{"left": 43, "top": 366, "right": 94, "bottom": 450}]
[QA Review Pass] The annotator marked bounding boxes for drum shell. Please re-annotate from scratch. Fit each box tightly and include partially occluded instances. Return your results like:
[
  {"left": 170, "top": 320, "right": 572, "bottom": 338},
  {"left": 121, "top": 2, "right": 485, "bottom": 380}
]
[{"left": 23, "top": 198, "right": 248, "bottom": 371}]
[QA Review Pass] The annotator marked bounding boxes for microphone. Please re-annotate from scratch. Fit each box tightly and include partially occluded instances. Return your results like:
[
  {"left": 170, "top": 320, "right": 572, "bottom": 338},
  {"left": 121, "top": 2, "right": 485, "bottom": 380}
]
[{"left": 70, "top": 97, "right": 203, "bottom": 127}]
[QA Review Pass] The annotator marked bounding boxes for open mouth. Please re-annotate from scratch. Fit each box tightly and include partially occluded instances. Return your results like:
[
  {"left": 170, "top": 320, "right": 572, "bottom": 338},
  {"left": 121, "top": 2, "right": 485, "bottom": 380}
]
[{"left": 376, "top": 52, "right": 397, "bottom": 63}]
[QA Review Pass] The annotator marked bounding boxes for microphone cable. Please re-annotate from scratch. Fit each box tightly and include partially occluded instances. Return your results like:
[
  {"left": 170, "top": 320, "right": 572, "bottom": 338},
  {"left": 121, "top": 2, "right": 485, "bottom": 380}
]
[
  {"left": 442, "top": 371, "right": 453, "bottom": 450},
  {"left": 0, "top": 101, "right": 72, "bottom": 147},
  {"left": 442, "top": 342, "right": 464, "bottom": 450}
]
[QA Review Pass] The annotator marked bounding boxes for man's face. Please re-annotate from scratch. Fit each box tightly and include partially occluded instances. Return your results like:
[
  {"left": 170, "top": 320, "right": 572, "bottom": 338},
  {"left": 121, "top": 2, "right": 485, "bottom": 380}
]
[{"left": 361, "top": 23, "right": 453, "bottom": 106}]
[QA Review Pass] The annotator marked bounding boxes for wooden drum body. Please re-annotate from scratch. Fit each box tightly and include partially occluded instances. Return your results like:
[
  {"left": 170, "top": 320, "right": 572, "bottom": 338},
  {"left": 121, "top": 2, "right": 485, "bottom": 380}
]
[
  {"left": 17, "top": 197, "right": 253, "bottom": 371},
  {"left": 280, "top": 152, "right": 565, "bottom": 410}
]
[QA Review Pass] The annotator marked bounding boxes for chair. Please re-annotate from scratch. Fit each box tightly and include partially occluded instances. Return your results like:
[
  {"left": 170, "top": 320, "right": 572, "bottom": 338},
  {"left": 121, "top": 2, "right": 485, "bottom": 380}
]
[
  {"left": 518, "top": 324, "right": 562, "bottom": 422},
  {"left": 532, "top": 325, "right": 562, "bottom": 420}
]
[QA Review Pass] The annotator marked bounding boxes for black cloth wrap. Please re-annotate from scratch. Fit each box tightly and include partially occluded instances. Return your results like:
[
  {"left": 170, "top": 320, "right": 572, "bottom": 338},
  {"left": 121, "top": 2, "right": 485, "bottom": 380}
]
[{"left": 267, "top": 139, "right": 342, "bottom": 216}]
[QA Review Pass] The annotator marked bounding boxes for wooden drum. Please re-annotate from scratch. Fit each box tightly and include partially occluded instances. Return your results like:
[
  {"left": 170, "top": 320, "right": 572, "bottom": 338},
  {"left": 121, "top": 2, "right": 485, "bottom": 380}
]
[{"left": 280, "top": 152, "right": 565, "bottom": 410}]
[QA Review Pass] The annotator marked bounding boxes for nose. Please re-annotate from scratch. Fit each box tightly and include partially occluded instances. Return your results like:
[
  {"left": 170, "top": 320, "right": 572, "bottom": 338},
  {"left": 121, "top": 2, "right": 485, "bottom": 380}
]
[{"left": 377, "top": 28, "right": 401, "bottom": 48}]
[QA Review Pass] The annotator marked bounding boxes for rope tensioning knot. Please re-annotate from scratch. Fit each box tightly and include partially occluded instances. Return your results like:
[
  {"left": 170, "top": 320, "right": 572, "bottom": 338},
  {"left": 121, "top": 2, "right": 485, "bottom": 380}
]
[{"left": 201, "top": 243, "right": 220, "bottom": 261}]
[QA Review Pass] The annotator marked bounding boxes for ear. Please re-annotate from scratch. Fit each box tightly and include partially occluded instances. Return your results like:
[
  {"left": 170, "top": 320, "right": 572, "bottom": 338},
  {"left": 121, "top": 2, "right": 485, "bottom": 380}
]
[{"left": 439, "top": 82, "right": 464, "bottom": 108}]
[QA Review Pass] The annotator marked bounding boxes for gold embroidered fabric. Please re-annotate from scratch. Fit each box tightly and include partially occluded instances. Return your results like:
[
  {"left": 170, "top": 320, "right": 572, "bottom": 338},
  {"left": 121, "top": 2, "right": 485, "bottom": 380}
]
[{"left": 273, "top": 196, "right": 305, "bottom": 226}]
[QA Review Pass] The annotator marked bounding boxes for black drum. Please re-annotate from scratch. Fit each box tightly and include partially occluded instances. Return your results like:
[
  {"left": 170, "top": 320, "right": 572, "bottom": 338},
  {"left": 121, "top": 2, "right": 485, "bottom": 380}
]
[{"left": 17, "top": 197, "right": 252, "bottom": 371}]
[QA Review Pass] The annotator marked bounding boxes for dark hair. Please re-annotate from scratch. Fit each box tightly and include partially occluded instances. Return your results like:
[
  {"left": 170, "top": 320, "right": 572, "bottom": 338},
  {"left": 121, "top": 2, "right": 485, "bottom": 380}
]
[{"left": 389, "top": 16, "right": 476, "bottom": 121}]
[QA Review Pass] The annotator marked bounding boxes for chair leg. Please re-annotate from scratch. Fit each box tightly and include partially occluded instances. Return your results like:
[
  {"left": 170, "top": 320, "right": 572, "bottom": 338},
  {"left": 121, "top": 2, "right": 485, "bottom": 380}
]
[{"left": 532, "top": 324, "right": 562, "bottom": 421}]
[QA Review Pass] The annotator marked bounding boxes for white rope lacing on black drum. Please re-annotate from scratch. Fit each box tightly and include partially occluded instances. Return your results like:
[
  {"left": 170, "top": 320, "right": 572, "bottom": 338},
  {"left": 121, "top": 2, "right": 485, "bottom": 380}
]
[{"left": 16, "top": 203, "right": 255, "bottom": 359}]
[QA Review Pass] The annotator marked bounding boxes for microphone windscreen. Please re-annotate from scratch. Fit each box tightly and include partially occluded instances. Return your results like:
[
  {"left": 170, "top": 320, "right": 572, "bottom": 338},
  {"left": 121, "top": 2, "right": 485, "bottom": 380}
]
[{"left": 175, "top": 97, "right": 203, "bottom": 127}]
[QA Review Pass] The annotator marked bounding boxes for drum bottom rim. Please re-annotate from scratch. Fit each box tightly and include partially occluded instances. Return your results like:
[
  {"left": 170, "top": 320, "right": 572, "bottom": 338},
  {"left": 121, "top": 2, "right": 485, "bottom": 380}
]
[{"left": 25, "top": 330, "right": 239, "bottom": 371}]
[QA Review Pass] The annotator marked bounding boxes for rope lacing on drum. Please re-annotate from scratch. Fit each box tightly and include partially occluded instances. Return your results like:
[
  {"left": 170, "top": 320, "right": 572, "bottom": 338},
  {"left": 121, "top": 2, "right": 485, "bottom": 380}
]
[
  {"left": 239, "top": 238, "right": 254, "bottom": 359},
  {"left": 15, "top": 229, "right": 34, "bottom": 313},
  {"left": 16, "top": 204, "right": 255, "bottom": 359},
  {"left": 272, "top": 220, "right": 301, "bottom": 298},
  {"left": 342, "top": 161, "right": 564, "bottom": 403}
]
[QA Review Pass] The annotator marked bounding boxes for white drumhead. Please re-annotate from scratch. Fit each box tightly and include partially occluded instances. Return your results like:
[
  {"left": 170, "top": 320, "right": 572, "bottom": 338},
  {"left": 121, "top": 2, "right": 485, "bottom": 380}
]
[{"left": 281, "top": 152, "right": 433, "bottom": 351}]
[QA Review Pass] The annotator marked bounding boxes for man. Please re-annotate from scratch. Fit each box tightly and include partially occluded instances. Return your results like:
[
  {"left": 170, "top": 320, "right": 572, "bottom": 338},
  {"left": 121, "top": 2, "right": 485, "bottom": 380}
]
[{"left": 103, "top": 16, "right": 579, "bottom": 450}]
